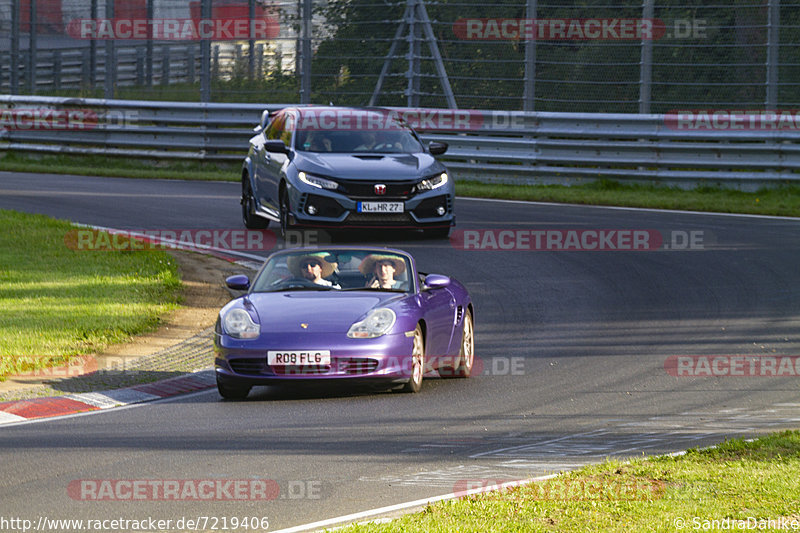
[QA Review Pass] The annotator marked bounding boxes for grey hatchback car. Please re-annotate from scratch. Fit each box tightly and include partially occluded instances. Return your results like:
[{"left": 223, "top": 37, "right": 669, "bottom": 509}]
[{"left": 241, "top": 106, "right": 454, "bottom": 238}]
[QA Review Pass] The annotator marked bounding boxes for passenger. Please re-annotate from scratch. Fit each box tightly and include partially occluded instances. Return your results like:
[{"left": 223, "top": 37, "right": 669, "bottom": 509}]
[{"left": 359, "top": 254, "right": 406, "bottom": 290}]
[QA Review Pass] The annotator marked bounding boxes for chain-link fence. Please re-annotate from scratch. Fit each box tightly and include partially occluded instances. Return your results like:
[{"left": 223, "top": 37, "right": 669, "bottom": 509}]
[{"left": 1, "top": 0, "right": 798, "bottom": 112}]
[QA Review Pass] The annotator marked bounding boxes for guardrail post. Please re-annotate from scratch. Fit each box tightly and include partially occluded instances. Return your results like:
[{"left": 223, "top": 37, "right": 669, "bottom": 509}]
[
  {"left": 136, "top": 46, "right": 145, "bottom": 85},
  {"left": 10, "top": 0, "right": 20, "bottom": 94},
  {"left": 765, "top": 0, "right": 779, "bottom": 108},
  {"left": 53, "top": 50, "right": 61, "bottom": 92},
  {"left": 639, "top": 0, "right": 654, "bottom": 114},
  {"left": 187, "top": 45, "right": 196, "bottom": 84},
  {"left": 162, "top": 45, "right": 171, "bottom": 86}
]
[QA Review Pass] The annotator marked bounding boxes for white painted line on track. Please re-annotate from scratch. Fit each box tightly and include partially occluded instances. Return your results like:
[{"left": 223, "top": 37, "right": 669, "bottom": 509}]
[
  {"left": 0, "top": 411, "right": 27, "bottom": 424},
  {"left": 270, "top": 474, "right": 559, "bottom": 533},
  {"left": 457, "top": 195, "right": 800, "bottom": 221}
]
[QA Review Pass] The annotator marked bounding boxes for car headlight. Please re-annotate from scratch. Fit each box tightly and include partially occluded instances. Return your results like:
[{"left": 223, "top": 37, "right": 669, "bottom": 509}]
[
  {"left": 416, "top": 172, "right": 448, "bottom": 191},
  {"left": 299, "top": 171, "right": 338, "bottom": 190},
  {"left": 347, "top": 308, "right": 396, "bottom": 339},
  {"left": 223, "top": 308, "right": 260, "bottom": 339}
]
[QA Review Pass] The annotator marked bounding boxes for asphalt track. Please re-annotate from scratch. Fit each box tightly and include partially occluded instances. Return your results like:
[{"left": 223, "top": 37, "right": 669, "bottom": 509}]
[{"left": 1, "top": 171, "right": 799, "bottom": 531}]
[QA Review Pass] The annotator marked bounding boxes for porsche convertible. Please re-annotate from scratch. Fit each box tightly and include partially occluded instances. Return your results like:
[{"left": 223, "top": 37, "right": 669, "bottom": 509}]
[{"left": 214, "top": 247, "right": 474, "bottom": 399}]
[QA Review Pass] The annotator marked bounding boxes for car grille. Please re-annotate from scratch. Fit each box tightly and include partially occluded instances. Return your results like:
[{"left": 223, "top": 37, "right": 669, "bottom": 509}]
[
  {"left": 229, "top": 359, "right": 264, "bottom": 374},
  {"left": 339, "top": 358, "right": 379, "bottom": 374},
  {"left": 271, "top": 365, "right": 331, "bottom": 375},
  {"left": 345, "top": 212, "right": 413, "bottom": 225},
  {"left": 336, "top": 179, "right": 418, "bottom": 199}
]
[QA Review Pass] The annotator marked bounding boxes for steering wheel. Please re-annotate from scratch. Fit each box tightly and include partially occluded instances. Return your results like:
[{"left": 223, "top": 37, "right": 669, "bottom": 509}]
[{"left": 271, "top": 277, "right": 319, "bottom": 290}]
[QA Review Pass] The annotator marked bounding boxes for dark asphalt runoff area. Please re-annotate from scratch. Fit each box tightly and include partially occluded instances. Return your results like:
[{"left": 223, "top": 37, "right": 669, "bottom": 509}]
[{"left": 1, "top": 170, "right": 799, "bottom": 531}]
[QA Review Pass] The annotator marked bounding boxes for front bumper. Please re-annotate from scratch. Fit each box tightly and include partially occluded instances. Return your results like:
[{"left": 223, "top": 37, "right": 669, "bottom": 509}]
[
  {"left": 288, "top": 187, "right": 455, "bottom": 229},
  {"left": 215, "top": 331, "right": 415, "bottom": 386}
]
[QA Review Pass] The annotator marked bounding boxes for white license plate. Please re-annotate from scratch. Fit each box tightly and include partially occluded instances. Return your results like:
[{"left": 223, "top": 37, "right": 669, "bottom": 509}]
[
  {"left": 358, "top": 201, "right": 403, "bottom": 213},
  {"left": 268, "top": 350, "right": 330, "bottom": 366}
]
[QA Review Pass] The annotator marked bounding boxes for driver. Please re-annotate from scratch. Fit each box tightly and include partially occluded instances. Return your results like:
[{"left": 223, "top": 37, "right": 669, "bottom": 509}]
[
  {"left": 359, "top": 254, "right": 406, "bottom": 290},
  {"left": 288, "top": 253, "right": 340, "bottom": 288}
]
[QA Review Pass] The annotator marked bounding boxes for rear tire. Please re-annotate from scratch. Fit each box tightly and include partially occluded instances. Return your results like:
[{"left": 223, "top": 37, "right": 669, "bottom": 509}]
[
  {"left": 401, "top": 325, "right": 425, "bottom": 393},
  {"left": 242, "top": 178, "right": 269, "bottom": 229},
  {"left": 217, "top": 375, "right": 251, "bottom": 400},
  {"left": 439, "top": 309, "right": 474, "bottom": 378}
]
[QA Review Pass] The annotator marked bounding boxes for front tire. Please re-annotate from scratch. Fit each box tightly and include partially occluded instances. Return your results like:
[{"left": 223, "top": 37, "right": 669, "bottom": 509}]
[
  {"left": 217, "top": 375, "right": 251, "bottom": 400},
  {"left": 401, "top": 325, "right": 425, "bottom": 393}
]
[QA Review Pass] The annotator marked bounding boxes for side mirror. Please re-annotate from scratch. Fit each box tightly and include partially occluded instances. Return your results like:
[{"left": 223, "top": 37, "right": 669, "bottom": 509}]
[
  {"left": 264, "top": 140, "right": 289, "bottom": 154},
  {"left": 429, "top": 141, "right": 448, "bottom": 156},
  {"left": 423, "top": 274, "right": 451, "bottom": 289},
  {"left": 225, "top": 274, "right": 250, "bottom": 291},
  {"left": 253, "top": 110, "right": 271, "bottom": 134}
]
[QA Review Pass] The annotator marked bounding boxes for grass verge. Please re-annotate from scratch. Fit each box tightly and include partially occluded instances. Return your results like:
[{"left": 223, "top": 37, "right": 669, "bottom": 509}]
[
  {"left": 340, "top": 431, "right": 800, "bottom": 532},
  {"left": 2, "top": 152, "right": 799, "bottom": 217},
  {"left": 0, "top": 210, "right": 181, "bottom": 380}
]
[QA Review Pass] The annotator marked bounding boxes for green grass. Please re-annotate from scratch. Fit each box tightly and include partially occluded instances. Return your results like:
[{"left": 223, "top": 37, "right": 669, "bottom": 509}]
[
  {"left": 2, "top": 152, "right": 799, "bottom": 217},
  {"left": 458, "top": 179, "right": 800, "bottom": 218},
  {"left": 340, "top": 431, "right": 800, "bottom": 532},
  {"left": 0, "top": 210, "right": 181, "bottom": 380},
  {"left": 0, "top": 152, "right": 235, "bottom": 181}
]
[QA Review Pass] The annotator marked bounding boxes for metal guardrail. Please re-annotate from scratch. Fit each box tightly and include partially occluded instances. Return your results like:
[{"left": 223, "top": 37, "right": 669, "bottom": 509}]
[{"left": 1, "top": 95, "right": 799, "bottom": 189}]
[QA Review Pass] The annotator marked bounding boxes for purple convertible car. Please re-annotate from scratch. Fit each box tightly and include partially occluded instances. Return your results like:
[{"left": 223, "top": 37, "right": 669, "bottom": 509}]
[{"left": 214, "top": 247, "right": 474, "bottom": 398}]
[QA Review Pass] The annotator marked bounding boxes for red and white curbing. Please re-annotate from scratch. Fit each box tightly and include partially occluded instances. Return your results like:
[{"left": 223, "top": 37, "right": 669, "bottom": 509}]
[{"left": 0, "top": 370, "right": 215, "bottom": 425}]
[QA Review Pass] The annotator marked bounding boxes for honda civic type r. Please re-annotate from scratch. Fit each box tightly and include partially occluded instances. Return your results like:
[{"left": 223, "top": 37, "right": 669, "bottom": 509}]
[{"left": 240, "top": 106, "right": 455, "bottom": 238}]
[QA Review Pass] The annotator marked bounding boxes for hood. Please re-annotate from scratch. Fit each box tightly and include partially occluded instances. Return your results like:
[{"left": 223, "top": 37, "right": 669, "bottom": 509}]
[
  {"left": 296, "top": 153, "right": 442, "bottom": 180},
  {"left": 246, "top": 291, "right": 403, "bottom": 333}
]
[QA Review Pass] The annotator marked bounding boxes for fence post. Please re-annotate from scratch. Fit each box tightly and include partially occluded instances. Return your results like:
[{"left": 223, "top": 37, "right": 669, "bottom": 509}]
[
  {"left": 523, "top": 0, "right": 536, "bottom": 111},
  {"left": 104, "top": 0, "right": 116, "bottom": 98},
  {"left": 200, "top": 0, "right": 212, "bottom": 101},
  {"left": 248, "top": 0, "right": 256, "bottom": 79},
  {"left": 136, "top": 46, "right": 145, "bottom": 85},
  {"left": 10, "top": 0, "right": 20, "bottom": 94},
  {"left": 146, "top": 0, "right": 154, "bottom": 87},
  {"left": 639, "top": 0, "right": 654, "bottom": 114},
  {"left": 765, "top": 0, "right": 780, "bottom": 108},
  {"left": 90, "top": 0, "right": 97, "bottom": 90},
  {"left": 27, "top": 0, "right": 37, "bottom": 94},
  {"left": 300, "top": 0, "right": 312, "bottom": 104}
]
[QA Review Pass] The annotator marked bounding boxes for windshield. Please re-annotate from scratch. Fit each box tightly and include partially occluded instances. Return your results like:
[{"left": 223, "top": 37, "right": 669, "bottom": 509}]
[
  {"left": 295, "top": 118, "right": 424, "bottom": 154},
  {"left": 251, "top": 250, "right": 413, "bottom": 293}
]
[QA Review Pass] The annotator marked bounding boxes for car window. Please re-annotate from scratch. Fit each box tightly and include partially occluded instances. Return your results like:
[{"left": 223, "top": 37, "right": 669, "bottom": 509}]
[
  {"left": 265, "top": 113, "right": 286, "bottom": 142},
  {"left": 251, "top": 250, "right": 412, "bottom": 293}
]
